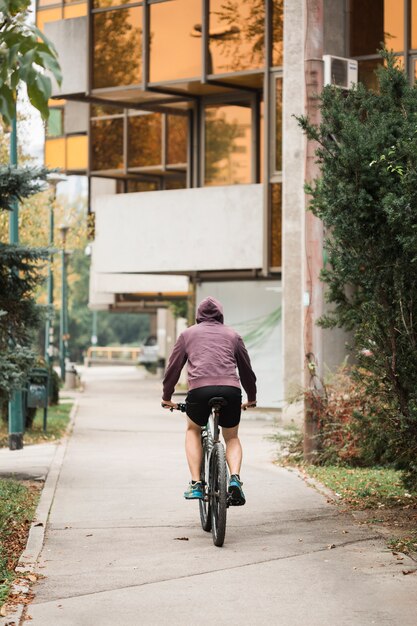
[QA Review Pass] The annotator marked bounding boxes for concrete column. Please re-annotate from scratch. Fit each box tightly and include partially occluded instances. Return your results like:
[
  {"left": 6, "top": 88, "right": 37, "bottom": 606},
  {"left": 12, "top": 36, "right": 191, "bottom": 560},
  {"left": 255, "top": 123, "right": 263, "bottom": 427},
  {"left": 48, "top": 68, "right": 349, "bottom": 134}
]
[{"left": 282, "top": 0, "right": 306, "bottom": 410}]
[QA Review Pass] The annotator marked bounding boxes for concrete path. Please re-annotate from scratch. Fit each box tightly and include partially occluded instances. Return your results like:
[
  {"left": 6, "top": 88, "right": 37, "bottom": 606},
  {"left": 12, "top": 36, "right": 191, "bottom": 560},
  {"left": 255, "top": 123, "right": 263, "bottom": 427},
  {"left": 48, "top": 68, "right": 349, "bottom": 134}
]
[{"left": 27, "top": 367, "right": 416, "bottom": 625}]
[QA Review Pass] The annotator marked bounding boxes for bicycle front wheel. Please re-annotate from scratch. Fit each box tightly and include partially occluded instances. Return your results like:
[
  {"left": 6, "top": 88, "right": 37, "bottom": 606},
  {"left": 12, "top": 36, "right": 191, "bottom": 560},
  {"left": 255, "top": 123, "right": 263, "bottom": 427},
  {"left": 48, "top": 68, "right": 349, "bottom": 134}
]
[
  {"left": 210, "top": 442, "right": 227, "bottom": 547},
  {"left": 199, "top": 431, "right": 212, "bottom": 532}
]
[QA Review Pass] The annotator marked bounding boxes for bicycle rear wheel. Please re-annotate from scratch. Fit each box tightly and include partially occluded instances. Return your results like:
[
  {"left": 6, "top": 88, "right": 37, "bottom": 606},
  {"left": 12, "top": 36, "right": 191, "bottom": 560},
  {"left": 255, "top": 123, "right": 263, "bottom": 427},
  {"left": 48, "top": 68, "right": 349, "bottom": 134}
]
[
  {"left": 210, "top": 442, "right": 227, "bottom": 547},
  {"left": 199, "top": 430, "right": 212, "bottom": 532}
]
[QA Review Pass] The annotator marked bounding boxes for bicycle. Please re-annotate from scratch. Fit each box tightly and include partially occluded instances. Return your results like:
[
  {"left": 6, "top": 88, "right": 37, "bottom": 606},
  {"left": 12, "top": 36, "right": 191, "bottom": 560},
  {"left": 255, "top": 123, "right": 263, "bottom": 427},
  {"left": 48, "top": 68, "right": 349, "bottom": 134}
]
[{"left": 164, "top": 398, "right": 229, "bottom": 547}]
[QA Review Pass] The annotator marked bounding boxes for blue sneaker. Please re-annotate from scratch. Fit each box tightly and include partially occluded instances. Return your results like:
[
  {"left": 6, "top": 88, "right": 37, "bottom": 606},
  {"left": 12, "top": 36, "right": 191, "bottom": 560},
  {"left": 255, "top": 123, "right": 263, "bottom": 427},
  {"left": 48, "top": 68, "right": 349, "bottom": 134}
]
[
  {"left": 228, "top": 475, "right": 246, "bottom": 506},
  {"left": 184, "top": 481, "right": 204, "bottom": 500}
]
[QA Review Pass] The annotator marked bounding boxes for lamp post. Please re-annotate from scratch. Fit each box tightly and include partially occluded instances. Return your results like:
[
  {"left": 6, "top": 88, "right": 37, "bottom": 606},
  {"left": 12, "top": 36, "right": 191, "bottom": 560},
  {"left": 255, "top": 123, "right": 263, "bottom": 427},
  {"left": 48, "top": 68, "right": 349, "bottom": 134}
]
[
  {"left": 44, "top": 174, "right": 66, "bottom": 368},
  {"left": 59, "top": 224, "right": 70, "bottom": 381}
]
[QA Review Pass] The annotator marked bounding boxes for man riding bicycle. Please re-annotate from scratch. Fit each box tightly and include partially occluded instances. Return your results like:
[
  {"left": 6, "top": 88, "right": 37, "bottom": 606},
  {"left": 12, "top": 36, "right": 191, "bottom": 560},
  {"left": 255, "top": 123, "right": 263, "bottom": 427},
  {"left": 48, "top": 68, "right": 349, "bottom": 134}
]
[{"left": 162, "top": 296, "right": 257, "bottom": 506}]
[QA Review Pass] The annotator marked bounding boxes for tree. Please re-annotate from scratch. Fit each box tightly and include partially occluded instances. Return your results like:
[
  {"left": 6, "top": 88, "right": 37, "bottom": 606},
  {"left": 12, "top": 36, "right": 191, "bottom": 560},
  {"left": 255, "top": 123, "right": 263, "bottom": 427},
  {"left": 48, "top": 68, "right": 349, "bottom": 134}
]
[
  {"left": 297, "top": 51, "right": 417, "bottom": 488},
  {"left": 0, "top": 0, "right": 61, "bottom": 123},
  {"left": 0, "top": 166, "right": 49, "bottom": 405}
]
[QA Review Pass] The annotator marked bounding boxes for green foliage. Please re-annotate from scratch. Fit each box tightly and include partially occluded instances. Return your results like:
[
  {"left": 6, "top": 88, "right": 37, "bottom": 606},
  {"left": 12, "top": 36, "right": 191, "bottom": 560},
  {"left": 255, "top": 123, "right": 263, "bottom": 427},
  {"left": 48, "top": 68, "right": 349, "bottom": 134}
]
[
  {"left": 297, "top": 50, "right": 417, "bottom": 490},
  {"left": 0, "top": 165, "right": 49, "bottom": 211},
  {"left": 0, "top": 0, "right": 61, "bottom": 124},
  {"left": 0, "top": 167, "right": 49, "bottom": 403}
]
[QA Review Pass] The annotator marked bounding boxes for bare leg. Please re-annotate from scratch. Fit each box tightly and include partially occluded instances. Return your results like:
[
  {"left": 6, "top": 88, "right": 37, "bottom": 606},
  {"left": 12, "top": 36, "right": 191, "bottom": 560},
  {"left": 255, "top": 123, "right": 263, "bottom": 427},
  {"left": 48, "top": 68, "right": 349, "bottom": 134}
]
[
  {"left": 185, "top": 417, "right": 202, "bottom": 481},
  {"left": 222, "top": 425, "right": 242, "bottom": 476}
]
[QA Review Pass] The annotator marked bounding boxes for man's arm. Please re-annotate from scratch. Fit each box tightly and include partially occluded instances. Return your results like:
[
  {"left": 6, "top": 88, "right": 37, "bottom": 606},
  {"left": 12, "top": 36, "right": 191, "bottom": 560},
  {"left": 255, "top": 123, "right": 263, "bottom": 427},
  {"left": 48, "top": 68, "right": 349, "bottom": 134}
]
[
  {"left": 162, "top": 334, "right": 187, "bottom": 402},
  {"left": 235, "top": 335, "right": 257, "bottom": 403}
]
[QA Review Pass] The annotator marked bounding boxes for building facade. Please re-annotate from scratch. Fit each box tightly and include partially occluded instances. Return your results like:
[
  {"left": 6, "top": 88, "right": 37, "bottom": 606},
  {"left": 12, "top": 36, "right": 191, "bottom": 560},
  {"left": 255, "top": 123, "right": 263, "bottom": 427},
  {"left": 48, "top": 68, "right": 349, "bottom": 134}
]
[{"left": 36, "top": 0, "right": 417, "bottom": 408}]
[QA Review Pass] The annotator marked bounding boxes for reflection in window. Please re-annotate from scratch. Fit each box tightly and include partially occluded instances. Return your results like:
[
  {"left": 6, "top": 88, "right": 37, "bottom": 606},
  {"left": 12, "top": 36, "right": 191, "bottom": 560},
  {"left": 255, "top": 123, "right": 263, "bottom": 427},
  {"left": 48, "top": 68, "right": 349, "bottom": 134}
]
[
  {"left": 413, "top": 0, "right": 417, "bottom": 49},
  {"left": 272, "top": 0, "right": 284, "bottom": 66},
  {"left": 275, "top": 78, "right": 282, "bottom": 171},
  {"left": 47, "top": 108, "right": 64, "bottom": 137},
  {"left": 126, "top": 180, "right": 159, "bottom": 193},
  {"left": 93, "top": 0, "right": 137, "bottom": 7},
  {"left": 93, "top": 7, "right": 142, "bottom": 89},
  {"left": 91, "top": 104, "right": 122, "bottom": 117},
  {"left": 91, "top": 118, "right": 124, "bottom": 170},
  {"left": 167, "top": 115, "right": 187, "bottom": 165},
  {"left": 165, "top": 178, "right": 186, "bottom": 190},
  {"left": 149, "top": 0, "right": 201, "bottom": 82},
  {"left": 358, "top": 59, "right": 383, "bottom": 91},
  {"left": 128, "top": 114, "right": 162, "bottom": 168},
  {"left": 270, "top": 183, "right": 281, "bottom": 268},
  {"left": 350, "top": 0, "right": 404, "bottom": 57},
  {"left": 204, "top": 104, "right": 252, "bottom": 186},
  {"left": 209, "top": 0, "right": 264, "bottom": 73}
]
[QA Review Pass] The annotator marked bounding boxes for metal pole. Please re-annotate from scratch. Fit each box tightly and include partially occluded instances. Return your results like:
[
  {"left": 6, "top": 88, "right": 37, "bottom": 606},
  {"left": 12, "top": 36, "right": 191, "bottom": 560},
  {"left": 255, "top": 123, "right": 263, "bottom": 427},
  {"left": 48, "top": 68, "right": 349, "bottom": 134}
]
[
  {"left": 60, "top": 246, "right": 66, "bottom": 381},
  {"left": 44, "top": 191, "right": 54, "bottom": 365},
  {"left": 8, "top": 115, "right": 24, "bottom": 450}
]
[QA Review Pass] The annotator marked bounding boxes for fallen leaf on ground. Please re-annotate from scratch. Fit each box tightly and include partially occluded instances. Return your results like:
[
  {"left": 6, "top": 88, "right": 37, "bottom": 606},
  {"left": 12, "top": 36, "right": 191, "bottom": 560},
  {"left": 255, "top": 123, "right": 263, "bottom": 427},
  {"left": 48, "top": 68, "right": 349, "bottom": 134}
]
[
  {"left": 174, "top": 537, "right": 189, "bottom": 541},
  {"left": 402, "top": 569, "right": 417, "bottom": 576},
  {"left": 327, "top": 544, "right": 336, "bottom": 549},
  {"left": 34, "top": 523, "right": 43, "bottom": 527}
]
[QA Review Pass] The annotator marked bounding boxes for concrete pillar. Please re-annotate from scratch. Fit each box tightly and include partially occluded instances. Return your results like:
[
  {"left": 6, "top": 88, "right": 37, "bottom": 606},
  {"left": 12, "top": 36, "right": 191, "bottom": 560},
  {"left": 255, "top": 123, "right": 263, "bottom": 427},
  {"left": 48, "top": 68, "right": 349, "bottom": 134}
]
[{"left": 282, "top": 0, "right": 306, "bottom": 410}]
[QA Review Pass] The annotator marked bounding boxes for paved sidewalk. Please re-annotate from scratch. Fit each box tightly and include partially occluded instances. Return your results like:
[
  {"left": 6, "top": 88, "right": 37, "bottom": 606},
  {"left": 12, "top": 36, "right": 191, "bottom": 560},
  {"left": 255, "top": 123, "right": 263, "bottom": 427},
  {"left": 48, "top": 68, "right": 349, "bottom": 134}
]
[{"left": 23, "top": 367, "right": 416, "bottom": 625}]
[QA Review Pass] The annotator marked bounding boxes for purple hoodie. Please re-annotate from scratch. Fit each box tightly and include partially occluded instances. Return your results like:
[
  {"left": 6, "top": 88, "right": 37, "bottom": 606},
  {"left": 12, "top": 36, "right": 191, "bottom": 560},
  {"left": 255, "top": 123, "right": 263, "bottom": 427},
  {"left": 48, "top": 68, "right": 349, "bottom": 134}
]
[{"left": 162, "top": 297, "right": 257, "bottom": 402}]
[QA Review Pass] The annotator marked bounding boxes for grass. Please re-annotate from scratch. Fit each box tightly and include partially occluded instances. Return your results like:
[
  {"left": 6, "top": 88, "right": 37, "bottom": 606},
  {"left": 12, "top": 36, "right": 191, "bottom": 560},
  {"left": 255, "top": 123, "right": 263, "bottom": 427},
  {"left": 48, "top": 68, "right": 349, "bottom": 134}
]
[
  {"left": 0, "top": 479, "right": 40, "bottom": 606},
  {"left": 306, "top": 466, "right": 417, "bottom": 509},
  {"left": 0, "top": 401, "right": 73, "bottom": 448}
]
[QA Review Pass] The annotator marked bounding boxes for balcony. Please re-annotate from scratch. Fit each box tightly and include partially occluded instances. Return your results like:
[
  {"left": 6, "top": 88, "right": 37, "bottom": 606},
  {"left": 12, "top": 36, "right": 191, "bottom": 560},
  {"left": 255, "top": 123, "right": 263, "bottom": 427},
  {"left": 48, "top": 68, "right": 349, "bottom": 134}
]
[{"left": 92, "top": 184, "right": 263, "bottom": 275}]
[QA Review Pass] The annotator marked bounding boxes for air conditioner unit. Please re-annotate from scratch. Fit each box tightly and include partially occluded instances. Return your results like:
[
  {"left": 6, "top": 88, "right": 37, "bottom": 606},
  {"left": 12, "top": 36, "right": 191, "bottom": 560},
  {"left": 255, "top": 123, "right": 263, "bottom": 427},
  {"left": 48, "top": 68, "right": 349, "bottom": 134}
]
[{"left": 323, "top": 55, "right": 358, "bottom": 89}]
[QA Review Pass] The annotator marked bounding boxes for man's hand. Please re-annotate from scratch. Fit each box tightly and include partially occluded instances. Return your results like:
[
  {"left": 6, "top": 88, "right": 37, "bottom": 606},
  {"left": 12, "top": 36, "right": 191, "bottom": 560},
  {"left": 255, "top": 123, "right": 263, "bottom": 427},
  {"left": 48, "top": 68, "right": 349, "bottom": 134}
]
[
  {"left": 242, "top": 401, "right": 257, "bottom": 411},
  {"left": 161, "top": 400, "right": 177, "bottom": 410}
]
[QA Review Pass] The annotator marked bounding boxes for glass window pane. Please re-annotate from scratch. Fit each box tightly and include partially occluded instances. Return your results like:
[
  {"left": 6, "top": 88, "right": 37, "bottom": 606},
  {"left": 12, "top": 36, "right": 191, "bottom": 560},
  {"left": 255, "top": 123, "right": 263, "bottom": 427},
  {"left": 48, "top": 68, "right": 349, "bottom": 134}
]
[
  {"left": 126, "top": 180, "right": 159, "bottom": 193},
  {"left": 270, "top": 183, "right": 281, "bottom": 268},
  {"left": 272, "top": 0, "right": 283, "bottom": 66},
  {"left": 204, "top": 104, "right": 252, "bottom": 186},
  {"left": 67, "top": 135, "right": 88, "bottom": 170},
  {"left": 38, "top": 0, "right": 61, "bottom": 7},
  {"left": 350, "top": 0, "right": 404, "bottom": 57},
  {"left": 413, "top": 0, "right": 417, "bottom": 49},
  {"left": 91, "top": 118, "right": 124, "bottom": 170},
  {"left": 165, "top": 177, "right": 186, "bottom": 190},
  {"left": 45, "top": 138, "right": 66, "bottom": 170},
  {"left": 358, "top": 58, "right": 383, "bottom": 91},
  {"left": 91, "top": 104, "right": 123, "bottom": 117},
  {"left": 128, "top": 114, "right": 162, "bottom": 168},
  {"left": 209, "top": 0, "right": 264, "bottom": 74},
  {"left": 275, "top": 77, "right": 282, "bottom": 172},
  {"left": 149, "top": 0, "right": 201, "bottom": 82},
  {"left": 47, "top": 108, "right": 64, "bottom": 137},
  {"left": 167, "top": 115, "right": 187, "bottom": 165},
  {"left": 93, "top": 0, "right": 137, "bottom": 7},
  {"left": 64, "top": 3, "right": 87, "bottom": 18},
  {"left": 36, "top": 7, "right": 62, "bottom": 31},
  {"left": 93, "top": 7, "right": 142, "bottom": 89}
]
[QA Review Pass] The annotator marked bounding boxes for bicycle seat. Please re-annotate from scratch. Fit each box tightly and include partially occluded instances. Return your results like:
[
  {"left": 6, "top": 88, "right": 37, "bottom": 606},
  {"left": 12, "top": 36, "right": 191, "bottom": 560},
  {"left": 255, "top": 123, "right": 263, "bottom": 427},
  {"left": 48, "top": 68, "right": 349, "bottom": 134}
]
[{"left": 208, "top": 396, "right": 228, "bottom": 408}]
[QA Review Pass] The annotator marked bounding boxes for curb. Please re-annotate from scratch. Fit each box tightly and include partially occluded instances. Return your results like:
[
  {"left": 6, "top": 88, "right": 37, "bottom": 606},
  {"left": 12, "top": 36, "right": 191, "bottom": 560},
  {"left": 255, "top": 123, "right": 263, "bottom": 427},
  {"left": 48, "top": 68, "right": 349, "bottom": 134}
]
[{"left": 0, "top": 401, "right": 78, "bottom": 626}]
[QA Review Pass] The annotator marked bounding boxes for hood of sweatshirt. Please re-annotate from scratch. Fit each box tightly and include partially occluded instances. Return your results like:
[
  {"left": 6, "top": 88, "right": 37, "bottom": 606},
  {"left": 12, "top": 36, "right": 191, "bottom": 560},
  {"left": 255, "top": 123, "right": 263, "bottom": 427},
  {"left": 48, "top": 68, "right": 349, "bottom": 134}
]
[{"left": 196, "top": 297, "right": 224, "bottom": 324}]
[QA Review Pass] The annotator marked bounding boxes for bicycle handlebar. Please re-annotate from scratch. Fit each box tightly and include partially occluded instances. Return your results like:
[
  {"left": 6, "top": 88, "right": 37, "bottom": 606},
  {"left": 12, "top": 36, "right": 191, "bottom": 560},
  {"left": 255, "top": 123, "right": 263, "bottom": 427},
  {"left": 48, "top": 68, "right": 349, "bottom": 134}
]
[{"left": 161, "top": 402, "right": 187, "bottom": 413}]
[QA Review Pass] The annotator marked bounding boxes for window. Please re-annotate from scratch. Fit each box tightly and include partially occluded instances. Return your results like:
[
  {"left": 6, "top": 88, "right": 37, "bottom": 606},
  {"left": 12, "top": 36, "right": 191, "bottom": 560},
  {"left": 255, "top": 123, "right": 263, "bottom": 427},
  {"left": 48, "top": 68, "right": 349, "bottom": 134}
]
[
  {"left": 167, "top": 115, "right": 187, "bottom": 165},
  {"left": 350, "top": 0, "right": 404, "bottom": 57},
  {"left": 208, "top": 0, "right": 264, "bottom": 74},
  {"left": 272, "top": 0, "right": 283, "bottom": 67},
  {"left": 149, "top": 0, "right": 201, "bottom": 82},
  {"left": 91, "top": 118, "right": 124, "bottom": 171},
  {"left": 93, "top": 7, "right": 142, "bottom": 89},
  {"left": 274, "top": 77, "right": 282, "bottom": 172},
  {"left": 412, "top": 0, "right": 417, "bottom": 49},
  {"left": 128, "top": 113, "right": 162, "bottom": 168},
  {"left": 204, "top": 104, "right": 252, "bottom": 186},
  {"left": 47, "top": 108, "right": 64, "bottom": 137}
]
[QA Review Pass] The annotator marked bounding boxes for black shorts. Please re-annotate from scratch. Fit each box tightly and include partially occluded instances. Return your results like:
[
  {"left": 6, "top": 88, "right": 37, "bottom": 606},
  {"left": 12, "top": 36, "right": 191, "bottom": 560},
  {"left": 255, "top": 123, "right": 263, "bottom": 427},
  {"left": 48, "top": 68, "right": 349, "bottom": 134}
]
[{"left": 186, "top": 386, "right": 242, "bottom": 429}]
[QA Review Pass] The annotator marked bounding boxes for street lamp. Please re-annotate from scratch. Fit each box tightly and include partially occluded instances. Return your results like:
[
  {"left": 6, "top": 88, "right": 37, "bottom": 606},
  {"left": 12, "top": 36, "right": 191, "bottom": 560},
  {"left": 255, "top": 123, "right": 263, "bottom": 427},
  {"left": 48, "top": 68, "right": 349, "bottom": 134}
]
[
  {"left": 59, "top": 223, "right": 70, "bottom": 381},
  {"left": 44, "top": 173, "right": 66, "bottom": 368}
]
